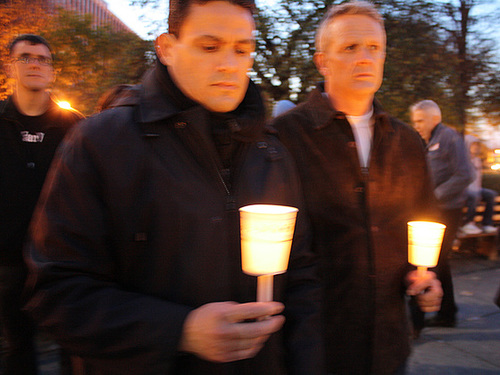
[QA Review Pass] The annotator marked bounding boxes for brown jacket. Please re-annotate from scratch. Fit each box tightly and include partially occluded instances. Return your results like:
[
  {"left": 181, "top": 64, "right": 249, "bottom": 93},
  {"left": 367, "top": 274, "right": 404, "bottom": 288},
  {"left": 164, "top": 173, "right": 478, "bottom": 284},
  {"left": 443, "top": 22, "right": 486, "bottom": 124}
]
[{"left": 271, "top": 85, "right": 437, "bottom": 374}]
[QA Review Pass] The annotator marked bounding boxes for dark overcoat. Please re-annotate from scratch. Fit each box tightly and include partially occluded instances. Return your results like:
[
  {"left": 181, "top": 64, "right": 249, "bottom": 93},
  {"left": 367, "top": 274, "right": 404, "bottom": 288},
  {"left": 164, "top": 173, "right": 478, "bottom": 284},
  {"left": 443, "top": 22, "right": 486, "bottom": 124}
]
[
  {"left": 271, "top": 85, "right": 437, "bottom": 375},
  {"left": 25, "top": 67, "right": 323, "bottom": 374}
]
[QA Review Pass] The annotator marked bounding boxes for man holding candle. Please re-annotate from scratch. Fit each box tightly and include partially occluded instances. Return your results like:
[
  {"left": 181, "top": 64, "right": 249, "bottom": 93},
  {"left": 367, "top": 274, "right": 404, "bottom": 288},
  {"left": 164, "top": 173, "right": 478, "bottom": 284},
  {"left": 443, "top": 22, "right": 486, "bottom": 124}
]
[
  {"left": 23, "top": 1, "right": 322, "bottom": 374},
  {"left": 271, "top": 1, "right": 443, "bottom": 374}
]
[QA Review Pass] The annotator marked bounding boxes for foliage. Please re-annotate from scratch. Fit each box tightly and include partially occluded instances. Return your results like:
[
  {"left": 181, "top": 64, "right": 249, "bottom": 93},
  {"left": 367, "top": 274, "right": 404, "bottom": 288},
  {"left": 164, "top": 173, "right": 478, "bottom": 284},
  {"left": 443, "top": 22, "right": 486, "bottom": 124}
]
[
  {"left": 0, "top": 0, "right": 52, "bottom": 99},
  {"left": 3, "top": 0, "right": 498, "bottom": 123},
  {"left": 253, "top": 0, "right": 336, "bottom": 110},
  {"left": 437, "top": 0, "right": 498, "bottom": 132},
  {"left": 377, "top": 1, "right": 454, "bottom": 123},
  {"left": 44, "top": 10, "right": 154, "bottom": 114},
  {"left": 0, "top": 2, "right": 154, "bottom": 115},
  {"left": 253, "top": 0, "right": 500, "bottom": 130}
]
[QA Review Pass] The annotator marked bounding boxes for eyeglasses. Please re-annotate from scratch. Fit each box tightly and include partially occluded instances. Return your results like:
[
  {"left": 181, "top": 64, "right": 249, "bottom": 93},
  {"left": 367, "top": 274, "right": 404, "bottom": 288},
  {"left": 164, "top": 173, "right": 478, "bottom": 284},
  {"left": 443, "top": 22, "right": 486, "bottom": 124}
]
[{"left": 12, "top": 56, "right": 53, "bottom": 66}]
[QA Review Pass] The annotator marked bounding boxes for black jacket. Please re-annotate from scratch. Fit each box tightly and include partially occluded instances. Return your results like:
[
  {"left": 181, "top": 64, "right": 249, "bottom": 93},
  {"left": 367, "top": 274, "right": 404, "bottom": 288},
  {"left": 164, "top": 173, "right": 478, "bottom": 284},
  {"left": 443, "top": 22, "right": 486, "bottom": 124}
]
[
  {"left": 0, "top": 96, "right": 82, "bottom": 266},
  {"left": 271, "top": 85, "right": 438, "bottom": 375},
  {"left": 25, "top": 66, "right": 323, "bottom": 374}
]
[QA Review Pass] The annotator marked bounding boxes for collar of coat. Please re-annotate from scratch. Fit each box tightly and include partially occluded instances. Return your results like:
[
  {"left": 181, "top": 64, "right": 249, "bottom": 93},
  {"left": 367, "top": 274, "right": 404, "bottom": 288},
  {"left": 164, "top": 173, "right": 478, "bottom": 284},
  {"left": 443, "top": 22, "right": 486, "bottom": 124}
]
[
  {"left": 133, "top": 60, "right": 266, "bottom": 143},
  {"left": 428, "top": 122, "right": 444, "bottom": 144},
  {"left": 302, "top": 82, "right": 394, "bottom": 135}
]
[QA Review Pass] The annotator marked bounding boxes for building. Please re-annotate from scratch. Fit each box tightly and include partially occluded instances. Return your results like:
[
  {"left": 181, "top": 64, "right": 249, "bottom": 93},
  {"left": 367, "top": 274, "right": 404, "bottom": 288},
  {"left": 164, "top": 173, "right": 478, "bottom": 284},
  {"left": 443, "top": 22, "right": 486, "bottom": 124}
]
[{"left": 49, "top": 0, "right": 135, "bottom": 34}]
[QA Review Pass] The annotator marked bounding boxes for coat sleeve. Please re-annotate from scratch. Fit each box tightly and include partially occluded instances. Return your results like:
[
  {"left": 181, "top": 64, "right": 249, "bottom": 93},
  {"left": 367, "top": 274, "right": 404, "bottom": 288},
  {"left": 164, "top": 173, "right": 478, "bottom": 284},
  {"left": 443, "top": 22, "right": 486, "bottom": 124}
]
[
  {"left": 273, "top": 140, "right": 326, "bottom": 375},
  {"left": 433, "top": 131, "right": 474, "bottom": 204},
  {"left": 23, "top": 120, "right": 192, "bottom": 374}
]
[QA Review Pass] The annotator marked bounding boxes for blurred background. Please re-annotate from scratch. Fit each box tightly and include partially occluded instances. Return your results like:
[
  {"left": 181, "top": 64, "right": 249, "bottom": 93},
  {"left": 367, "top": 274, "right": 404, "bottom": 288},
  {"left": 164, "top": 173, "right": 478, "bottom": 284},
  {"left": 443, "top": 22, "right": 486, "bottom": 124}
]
[{"left": 1, "top": 0, "right": 499, "bottom": 151}]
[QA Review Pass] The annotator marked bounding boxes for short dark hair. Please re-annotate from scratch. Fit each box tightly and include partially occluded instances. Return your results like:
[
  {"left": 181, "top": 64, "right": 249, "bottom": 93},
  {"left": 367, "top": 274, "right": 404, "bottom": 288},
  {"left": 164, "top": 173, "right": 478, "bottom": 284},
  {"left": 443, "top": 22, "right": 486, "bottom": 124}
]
[
  {"left": 168, "top": 0, "right": 256, "bottom": 37},
  {"left": 8, "top": 34, "right": 53, "bottom": 58}
]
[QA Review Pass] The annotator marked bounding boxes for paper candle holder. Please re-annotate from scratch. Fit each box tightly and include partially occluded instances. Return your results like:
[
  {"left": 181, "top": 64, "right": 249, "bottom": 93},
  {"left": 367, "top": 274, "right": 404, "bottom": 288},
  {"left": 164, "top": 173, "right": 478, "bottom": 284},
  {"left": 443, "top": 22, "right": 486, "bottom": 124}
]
[
  {"left": 240, "top": 204, "right": 298, "bottom": 302},
  {"left": 408, "top": 220, "right": 446, "bottom": 277}
]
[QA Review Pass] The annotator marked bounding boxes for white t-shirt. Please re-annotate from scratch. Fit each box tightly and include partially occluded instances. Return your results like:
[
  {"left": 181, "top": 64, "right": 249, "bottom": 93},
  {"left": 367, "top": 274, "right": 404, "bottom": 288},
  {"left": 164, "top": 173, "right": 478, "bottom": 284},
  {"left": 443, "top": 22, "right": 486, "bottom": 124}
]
[{"left": 346, "top": 108, "right": 374, "bottom": 168}]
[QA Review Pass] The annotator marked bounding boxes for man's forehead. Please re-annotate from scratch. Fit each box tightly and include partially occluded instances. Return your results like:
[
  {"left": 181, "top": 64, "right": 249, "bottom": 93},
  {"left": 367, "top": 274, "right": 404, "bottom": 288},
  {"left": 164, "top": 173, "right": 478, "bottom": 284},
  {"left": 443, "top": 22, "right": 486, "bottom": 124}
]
[
  {"left": 179, "top": 2, "right": 255, "bottom": 38},
  {"left": 11, "top": 41, "right": 51, "bottom": 57},
  {"left": 328, "top": 15, "right": 385, "bottom": 40}
]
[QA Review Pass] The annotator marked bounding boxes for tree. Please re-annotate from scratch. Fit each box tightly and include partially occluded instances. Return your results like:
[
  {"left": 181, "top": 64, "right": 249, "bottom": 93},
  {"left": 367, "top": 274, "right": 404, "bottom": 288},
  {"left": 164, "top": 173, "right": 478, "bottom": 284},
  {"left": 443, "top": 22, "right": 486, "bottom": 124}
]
[
  {"left": 125, "top": 0, "right": 500, "bottom": 125},
  {"left": 0, "top": 2, "right": 154, "bottom": 114},
  {"left": 439, "top": 0, "right": 499, "bottom": 132},
  {"left": 376, "top": 1, "right": 454, "bottom": 123},
  {"left": 0, "top": 0, "right": 52, "bottom": 99},
  {"left": 255, "top": 0, "right": 499, "bottom": 128},
  {"left": 253, "top": 0, "right": 335, "bottom": 109},
  {"left": 45, "top": 9, "right": 153, "bottom": 114}
]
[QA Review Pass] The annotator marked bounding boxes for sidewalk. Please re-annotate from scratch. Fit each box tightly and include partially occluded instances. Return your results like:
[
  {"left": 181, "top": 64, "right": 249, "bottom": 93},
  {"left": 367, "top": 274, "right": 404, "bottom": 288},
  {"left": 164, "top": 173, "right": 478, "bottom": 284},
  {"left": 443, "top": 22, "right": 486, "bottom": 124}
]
[{"left": 408, "top": 250, "right": 500, "bottom": 374}]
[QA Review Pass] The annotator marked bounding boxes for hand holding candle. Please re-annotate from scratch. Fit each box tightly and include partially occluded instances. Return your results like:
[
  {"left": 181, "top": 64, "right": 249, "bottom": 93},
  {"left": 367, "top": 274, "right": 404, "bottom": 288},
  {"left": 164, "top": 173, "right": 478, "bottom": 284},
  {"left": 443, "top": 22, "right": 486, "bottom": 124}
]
[
  {"left": 240, "top": 204, "right": 298, "bottom": 302},
  {"left": 408, "top": 221, "right": 446, "bottom": 277}
]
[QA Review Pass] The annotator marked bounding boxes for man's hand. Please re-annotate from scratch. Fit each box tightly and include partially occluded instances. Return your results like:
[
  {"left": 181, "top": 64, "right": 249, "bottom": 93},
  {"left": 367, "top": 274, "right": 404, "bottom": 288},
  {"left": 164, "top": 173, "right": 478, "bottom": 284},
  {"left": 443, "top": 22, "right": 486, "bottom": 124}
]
[
  {"left": 406, "top": 270, "right": 443, "bottom": 312},
  {"left": 179, "top": 301, "right": 285, "bottom": 363}
]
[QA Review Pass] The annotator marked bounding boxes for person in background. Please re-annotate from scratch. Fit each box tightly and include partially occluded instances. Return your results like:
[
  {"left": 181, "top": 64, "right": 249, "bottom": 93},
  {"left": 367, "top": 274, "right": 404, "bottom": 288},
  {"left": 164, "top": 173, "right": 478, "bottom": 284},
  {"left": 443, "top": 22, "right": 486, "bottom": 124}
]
[
  {"left": 460, "top": 135, "right": 498, "bottom": 235},
  {"left": 410, "top": 99, "right": 473, "bottom": 330},
  {"left": 95, "top": 84, "right": 135, "bottom": 112},
  {"left": 0, "top": 34, "right": 83, "bottom": 374},
  {"left": 271, "top": 2, "right": 442, "bottom": 374},
  {"left": 272, "top": 99, "right": 296, "bottom": 118},
  {"left": 23, "top": 1, "right": 323, "bottom": 374}
]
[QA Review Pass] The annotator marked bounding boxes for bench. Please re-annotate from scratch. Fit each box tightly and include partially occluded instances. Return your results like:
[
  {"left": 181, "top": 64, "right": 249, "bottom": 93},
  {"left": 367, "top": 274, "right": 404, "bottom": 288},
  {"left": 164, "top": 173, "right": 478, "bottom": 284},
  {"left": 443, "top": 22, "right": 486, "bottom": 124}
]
[{"left": 454, "top": 196, "right": 500, "bottom": 260}]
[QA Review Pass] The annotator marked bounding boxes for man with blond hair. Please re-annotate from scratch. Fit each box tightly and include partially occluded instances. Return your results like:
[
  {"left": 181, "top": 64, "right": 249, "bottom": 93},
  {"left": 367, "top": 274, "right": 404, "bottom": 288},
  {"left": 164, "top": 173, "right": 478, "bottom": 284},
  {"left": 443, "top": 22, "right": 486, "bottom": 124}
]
[{"left": 271, "top": 1, "right": 442, "bottom": 374}]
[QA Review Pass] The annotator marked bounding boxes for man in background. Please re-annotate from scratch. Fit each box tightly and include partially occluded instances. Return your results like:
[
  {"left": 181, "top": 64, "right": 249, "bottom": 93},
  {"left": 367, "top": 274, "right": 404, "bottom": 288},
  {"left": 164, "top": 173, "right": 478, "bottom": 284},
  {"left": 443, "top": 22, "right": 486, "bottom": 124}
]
[
  {"left": 411, "top": 99, "right": 473, "bottom": 330},
  {"left": 24, "top": 1, "right": 322, "bottom": 374},
  {"left": 271, "top": 2, "right": 442, "bottom": 374},
  {"left": 0, "top": 34, "right": 83, "bottom": 374}
]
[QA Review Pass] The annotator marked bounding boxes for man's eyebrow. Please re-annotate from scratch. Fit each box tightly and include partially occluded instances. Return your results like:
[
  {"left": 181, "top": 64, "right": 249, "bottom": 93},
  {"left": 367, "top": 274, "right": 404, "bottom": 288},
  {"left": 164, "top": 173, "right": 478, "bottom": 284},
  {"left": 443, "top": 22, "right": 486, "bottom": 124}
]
[
  {"left": 196, "top": 35, "right": 255, "bottom": 45},
  {"left": 18, "top": 52, "right": 52, "bottom": 59}
]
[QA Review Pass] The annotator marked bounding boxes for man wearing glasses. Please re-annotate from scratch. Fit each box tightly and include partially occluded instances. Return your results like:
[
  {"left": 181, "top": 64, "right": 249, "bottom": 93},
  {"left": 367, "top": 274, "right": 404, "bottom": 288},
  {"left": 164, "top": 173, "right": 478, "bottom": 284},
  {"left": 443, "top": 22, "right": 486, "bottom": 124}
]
[{"left": 0, "top": 34, "right": 83, "bottom": 374}]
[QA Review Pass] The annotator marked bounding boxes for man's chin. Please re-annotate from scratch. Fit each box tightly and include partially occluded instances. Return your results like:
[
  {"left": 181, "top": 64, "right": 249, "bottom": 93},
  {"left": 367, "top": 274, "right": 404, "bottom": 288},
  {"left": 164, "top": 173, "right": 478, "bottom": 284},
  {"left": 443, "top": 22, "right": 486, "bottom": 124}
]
[
  {"left": 203, "top": 98, "right": 242, "bottom": 113},
  {"left": 23, "top": 84, "right": 47, "bottom": 93}
]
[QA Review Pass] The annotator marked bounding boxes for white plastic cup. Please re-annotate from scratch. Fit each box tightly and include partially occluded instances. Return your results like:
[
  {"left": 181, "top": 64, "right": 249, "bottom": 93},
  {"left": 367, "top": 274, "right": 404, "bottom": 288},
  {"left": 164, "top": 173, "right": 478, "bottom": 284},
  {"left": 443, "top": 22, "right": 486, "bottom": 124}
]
[{"left": 239, "top": 204, "right": 298, "bottom": 276}]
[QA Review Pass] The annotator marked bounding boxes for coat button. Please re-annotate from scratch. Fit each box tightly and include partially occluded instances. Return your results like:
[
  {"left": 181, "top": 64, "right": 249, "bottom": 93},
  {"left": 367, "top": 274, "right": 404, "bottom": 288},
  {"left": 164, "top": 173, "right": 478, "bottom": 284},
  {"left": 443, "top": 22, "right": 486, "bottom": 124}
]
[
  {"left": 226, "top": 119, "right": 241, "bottom": 132},
  {"left": 175, "top": 122, "right": 187, "bottom": 129},
  {"left": 347, "top": 141, "right": 357, "bottom": 148},
  {"left": 371, "top": 226, "right": 379, "bottom": 233},
  {"left": 26, "top": 162, "right": 35, "bottom": 169},
  {"left": 354, "top": 186, "right": 364, "bottom": 193}
]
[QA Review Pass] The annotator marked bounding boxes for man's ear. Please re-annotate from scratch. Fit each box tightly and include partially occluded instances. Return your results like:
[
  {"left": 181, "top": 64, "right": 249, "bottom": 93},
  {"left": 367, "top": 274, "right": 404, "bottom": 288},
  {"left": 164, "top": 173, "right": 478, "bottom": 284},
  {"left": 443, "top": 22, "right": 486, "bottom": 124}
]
[
  {"left": 313, "top": 52, "right": 328, "bottom": 77},
  {"left": 155, "top": 33, "right": 176, "bottom": 66}
]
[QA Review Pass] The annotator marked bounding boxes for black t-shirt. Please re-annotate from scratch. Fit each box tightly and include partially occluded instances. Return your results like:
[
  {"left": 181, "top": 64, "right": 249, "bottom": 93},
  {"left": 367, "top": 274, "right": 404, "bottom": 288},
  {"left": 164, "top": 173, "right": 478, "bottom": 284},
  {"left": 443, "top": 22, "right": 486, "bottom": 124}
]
[{"left": 0, "top": 97, "right": 82, "bottom": 265}]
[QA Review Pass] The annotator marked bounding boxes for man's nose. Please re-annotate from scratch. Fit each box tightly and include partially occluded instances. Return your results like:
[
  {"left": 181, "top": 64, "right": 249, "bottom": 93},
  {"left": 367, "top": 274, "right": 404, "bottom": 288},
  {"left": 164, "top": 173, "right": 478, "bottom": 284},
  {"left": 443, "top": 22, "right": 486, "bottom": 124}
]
[{"left": 217, "top": 50, "right": 238, "bottom": 72}]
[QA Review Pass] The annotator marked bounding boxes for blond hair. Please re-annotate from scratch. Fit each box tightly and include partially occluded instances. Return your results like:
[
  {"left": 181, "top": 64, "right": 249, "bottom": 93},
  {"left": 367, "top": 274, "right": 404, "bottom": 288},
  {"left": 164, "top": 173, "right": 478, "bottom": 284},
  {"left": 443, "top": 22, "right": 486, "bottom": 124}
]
[{"left": 315, "top": 1, "right": 385, "bottom": 52}]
